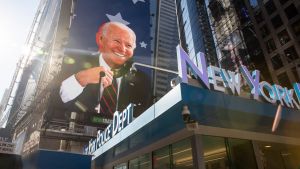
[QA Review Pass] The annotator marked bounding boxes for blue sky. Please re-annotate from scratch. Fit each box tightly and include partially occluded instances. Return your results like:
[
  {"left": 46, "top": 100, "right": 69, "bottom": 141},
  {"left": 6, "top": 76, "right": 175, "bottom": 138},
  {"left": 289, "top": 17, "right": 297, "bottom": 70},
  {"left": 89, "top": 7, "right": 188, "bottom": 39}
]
[{"left": 0, "top": 0, "right": 39, "bottom": 100}]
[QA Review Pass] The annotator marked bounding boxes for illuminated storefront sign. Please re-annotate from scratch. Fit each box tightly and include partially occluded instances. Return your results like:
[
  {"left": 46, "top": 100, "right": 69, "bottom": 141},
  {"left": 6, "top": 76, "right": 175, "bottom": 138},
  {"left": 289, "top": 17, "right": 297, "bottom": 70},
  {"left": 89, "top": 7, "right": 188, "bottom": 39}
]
[
  {"left": 85, "top": 104, "right": 134, "bottom": 154},
  {"left": 177, "top": 45, "right": 300, "bottom": 109}
]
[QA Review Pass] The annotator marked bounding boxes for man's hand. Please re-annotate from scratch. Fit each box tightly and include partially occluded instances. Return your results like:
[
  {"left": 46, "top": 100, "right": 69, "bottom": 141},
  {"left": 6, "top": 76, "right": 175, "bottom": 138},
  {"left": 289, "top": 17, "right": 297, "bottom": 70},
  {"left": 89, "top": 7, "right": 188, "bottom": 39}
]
[{"left": 75, "top": 67, "right": 113, "bottom": 87}]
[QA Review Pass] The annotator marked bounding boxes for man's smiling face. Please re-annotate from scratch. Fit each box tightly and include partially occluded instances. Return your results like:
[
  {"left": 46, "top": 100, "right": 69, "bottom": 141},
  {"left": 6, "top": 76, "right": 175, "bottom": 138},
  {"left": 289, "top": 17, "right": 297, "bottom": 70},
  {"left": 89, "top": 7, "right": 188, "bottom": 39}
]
[{"left": 99, "top": 23, "right": 136, "bottom": 69}]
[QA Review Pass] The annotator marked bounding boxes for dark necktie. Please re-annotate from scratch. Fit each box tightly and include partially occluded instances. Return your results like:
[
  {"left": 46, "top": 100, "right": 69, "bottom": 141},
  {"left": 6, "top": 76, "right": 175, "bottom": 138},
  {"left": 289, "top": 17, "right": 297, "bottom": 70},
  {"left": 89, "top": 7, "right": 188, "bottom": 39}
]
[{"left": 99, "top": 78, "right": 118, "bottom": 117}]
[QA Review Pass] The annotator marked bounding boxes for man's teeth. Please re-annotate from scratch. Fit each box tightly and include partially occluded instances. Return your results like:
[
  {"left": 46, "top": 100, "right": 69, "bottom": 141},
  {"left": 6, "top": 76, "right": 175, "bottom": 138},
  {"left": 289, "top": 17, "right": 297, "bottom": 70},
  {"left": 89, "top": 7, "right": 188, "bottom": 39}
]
[{"left": 114, "top": 52, "right": 124, "bottom": 57}]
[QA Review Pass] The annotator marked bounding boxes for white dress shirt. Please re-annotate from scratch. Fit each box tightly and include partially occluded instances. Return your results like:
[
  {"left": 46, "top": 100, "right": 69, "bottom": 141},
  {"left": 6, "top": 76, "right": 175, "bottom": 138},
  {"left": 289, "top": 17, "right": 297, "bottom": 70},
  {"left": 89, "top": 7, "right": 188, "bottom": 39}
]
[{"left": 60, "top": 54, "right": 121, "bottom": 103}]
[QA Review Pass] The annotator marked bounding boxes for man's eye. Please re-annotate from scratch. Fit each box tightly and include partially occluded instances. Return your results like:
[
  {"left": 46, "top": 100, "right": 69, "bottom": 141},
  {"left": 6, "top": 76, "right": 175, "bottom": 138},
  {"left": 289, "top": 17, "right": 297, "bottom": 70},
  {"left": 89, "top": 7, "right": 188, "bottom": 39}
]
[
  {"left": 114, "top": 40, "right": 120, "bottom": 43},
  {"left": 126, "top": 44, "right": 132, "bottom": 48}
]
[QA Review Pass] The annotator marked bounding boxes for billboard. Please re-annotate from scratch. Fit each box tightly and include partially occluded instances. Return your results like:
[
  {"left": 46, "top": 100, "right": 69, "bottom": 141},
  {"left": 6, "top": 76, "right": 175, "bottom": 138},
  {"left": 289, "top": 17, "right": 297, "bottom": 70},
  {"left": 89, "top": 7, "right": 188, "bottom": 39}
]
[{"left": 48, "top": 0, "right": 153, "bottom": 129}]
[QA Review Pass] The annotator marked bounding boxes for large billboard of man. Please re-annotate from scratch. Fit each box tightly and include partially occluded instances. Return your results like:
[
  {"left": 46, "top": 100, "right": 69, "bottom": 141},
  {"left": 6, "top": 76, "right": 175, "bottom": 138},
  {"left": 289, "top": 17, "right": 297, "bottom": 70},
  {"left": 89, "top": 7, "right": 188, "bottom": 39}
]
[
  {"left": 47, "top": 0, "right": 153, "bottom": 129},
  {"left": 60, "top": 22, "right": 151, "bottom": 119}
]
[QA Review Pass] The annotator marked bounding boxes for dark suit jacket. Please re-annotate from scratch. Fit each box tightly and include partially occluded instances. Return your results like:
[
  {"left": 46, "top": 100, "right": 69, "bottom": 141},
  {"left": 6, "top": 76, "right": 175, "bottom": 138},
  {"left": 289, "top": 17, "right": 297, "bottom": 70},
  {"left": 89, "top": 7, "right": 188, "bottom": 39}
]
[{"left": 53, "top": 54, "right": 152, "bottom": 127}]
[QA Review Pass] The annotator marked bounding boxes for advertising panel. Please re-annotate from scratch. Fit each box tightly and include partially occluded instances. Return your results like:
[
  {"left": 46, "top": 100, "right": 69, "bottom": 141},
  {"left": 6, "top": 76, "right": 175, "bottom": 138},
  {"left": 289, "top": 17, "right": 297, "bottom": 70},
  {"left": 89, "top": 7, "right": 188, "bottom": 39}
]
[{"left": 48, "top": 0, "right": 153, "bottom": 129}]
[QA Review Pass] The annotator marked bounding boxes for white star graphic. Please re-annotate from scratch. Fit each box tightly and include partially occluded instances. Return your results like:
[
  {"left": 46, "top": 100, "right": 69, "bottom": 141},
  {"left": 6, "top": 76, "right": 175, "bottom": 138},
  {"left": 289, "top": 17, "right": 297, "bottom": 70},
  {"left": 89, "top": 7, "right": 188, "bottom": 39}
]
[
  {"left": 132, "top": 0, "right": 145, "bottom": 4},
  {"left": 106, "top": 12, "right": 130, "bottom": 25},
  {"left": 140, "top": 41, "right": 147, "bottom": 48}
]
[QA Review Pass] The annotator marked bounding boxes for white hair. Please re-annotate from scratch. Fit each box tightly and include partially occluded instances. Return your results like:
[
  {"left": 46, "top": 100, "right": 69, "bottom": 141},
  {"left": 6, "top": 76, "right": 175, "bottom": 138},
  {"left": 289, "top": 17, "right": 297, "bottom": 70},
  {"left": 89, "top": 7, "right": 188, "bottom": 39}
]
[{"left": 102, "top": 22, "right": 136, "bottom": 42}]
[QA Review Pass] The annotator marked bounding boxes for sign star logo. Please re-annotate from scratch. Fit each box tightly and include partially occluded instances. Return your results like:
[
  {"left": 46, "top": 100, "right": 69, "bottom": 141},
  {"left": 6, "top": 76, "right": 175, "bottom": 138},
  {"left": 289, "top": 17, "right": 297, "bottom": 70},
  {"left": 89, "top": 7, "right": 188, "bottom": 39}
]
[
  {"left": 132, "top": 0, "right": 145, "bottom": 4},
  {"left": 140, "top": 41, "right": 147, "bottom": 48},
  {"left": 106, "top": 12, "right": 130, "bottom": 25}
]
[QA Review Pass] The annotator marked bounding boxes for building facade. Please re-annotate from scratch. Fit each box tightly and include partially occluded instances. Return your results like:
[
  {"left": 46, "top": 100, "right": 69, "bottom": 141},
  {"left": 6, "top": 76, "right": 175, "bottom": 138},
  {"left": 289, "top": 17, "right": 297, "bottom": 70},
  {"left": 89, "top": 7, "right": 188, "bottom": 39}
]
[
  {"left": 244, "top": 0, "right": 300, "bottom": 87},
  {"left": 176, "top": 0, "right": 275, "bottom": 94}
]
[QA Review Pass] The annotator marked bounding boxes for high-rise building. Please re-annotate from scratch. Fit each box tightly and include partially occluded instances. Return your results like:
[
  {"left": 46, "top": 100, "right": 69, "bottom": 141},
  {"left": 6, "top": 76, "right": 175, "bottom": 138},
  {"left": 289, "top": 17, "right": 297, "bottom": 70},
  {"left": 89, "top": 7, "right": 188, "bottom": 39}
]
[
  {"left": 177, "top": 0, "right": 273, "bottom": 83},
  {"left": 153, "top": 0, "right": 180, "bottom": 100},
  {"left": 176, "top": 0, "right": 218, "bottom": 67},
  {"left": 243, "top": 0, "right": 300, "bottom": 87},
  {"left": 0, "top": 89, "right": 10, "bottom": 120}
]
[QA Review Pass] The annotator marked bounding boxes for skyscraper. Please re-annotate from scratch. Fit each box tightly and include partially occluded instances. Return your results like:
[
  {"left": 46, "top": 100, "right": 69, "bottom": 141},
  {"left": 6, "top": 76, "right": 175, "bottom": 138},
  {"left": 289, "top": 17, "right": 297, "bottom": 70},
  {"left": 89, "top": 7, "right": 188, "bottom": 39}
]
[
  {"left": 177, "top": 0, "right": 273, "bottom": 84},
  {"left": 153, "top": 0, "right": 180, "bottom": 100},
  {"left": 243, "top": 0, "right": 300, "bottom": 87}
]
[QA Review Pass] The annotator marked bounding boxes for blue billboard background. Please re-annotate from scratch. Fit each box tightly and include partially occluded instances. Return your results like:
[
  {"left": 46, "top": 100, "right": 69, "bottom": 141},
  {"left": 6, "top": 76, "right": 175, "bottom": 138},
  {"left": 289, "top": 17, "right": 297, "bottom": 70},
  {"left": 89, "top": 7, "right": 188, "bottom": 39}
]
[{"left": 67, "top": 0, "right": 152, "bottom": 64}]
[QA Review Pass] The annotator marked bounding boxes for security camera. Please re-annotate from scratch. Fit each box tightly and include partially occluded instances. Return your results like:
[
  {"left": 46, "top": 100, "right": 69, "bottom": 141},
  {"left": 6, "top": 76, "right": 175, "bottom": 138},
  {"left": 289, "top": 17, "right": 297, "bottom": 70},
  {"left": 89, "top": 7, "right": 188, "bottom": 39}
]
[
  {"left": 170, "top": 76, "right": 182, "bottom": 88},
  {"left": 182, "top": 105, "right": 191, "bottom": 123}
]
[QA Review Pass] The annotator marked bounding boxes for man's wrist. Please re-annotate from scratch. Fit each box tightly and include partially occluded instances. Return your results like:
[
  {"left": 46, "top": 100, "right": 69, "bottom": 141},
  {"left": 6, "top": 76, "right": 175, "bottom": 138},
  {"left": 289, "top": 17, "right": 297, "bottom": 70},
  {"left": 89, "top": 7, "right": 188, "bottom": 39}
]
[{"left": 75, "top": 71, "right": 87, "bottom": 87}]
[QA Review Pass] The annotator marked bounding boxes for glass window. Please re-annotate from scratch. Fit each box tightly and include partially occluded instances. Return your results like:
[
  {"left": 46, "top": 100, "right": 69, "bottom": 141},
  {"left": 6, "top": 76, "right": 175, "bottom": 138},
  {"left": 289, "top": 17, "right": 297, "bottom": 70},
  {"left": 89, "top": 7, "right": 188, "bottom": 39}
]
[
  {"left": 265, "top": 0, "right": 277, "bottom": 15},
  {"left": 271, "top": 15, "right": 283, "bottom": 29},
  {"left": 202, "top": 136, "right": 258, "bottom": 169},
  {"left": 277, "top": 30, "right": 290, "bottom": 45},
  {"left": 278, "top": 72, "right": 291, "bottom": 88},
  {"left": 202, "top": 136, "right": 228, "bottom": 169},
  {"left": 172, "top": 138, "right": 193, "bottom": 169},
  {"left": 255, "top": 11, "right": 264, "bottom": 24},
  {"left": 292, "top": 67, "right": 300, "bottom": 82},
  {"left": 284, "top": 46, "right": 299, "bottom": 62},
  {"left": 265, "top": 39, "right": 277, "bottom": 53},
  {"left": 260, "top": 24, "right": 270, "bottom": 38},
  {"left": 129, "top": 154, "right": 151, "bottom": 169},
  {"left": 227, "top": 138, "right": 258, "bottom": 169},
  {"left": 129, "top": 158, "right": 139, "bottom": 169},
  {"left": 292, "top": 19, "right": 300, "bottom": 36},
  {"left": 153, "top": 145, "right": 171, "bottom": 169},
  {"left": 284, "top": 4, "right": 298, "bottom": 20},
  {"left": 114, "top": 163, "right": 128, "bottom": 169},
  {"left": 271, "top": 54, "right": 283, "bottom": 70},
  {"left": 255, "top": 141, "right": 300, "bottom": 169}
]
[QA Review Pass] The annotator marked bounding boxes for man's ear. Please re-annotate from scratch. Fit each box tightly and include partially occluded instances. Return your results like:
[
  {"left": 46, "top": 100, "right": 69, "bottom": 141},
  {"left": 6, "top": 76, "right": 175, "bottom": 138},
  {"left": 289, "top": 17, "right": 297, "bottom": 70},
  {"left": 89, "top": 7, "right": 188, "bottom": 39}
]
[
  {"left": 96, "top": 23, "right": 105, "bottom": 49},
  {"left": 96, "top": 32, "right": 102, "bottom": 48}
]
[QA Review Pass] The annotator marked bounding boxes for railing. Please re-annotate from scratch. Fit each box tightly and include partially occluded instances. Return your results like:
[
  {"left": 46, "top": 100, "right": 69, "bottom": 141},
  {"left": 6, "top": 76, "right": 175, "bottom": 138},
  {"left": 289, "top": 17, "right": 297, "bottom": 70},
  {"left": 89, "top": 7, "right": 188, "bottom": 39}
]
[{"left": 44, "top": 120, "right": 98, "bottom": 137}]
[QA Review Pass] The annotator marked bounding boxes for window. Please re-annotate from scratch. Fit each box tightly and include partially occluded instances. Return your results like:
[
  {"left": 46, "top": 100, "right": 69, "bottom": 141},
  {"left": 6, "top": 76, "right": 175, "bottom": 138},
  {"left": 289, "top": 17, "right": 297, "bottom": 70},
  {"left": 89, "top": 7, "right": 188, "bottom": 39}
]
[
  {"left": 172, "top": 139, "right": 193, "bottom": 169},
  {"left": 271, "top": 15, "right": 283, "bottom": 29},
  {"left": 265, "top": 39, "right": 276, "bottom": 53},
  {"left": 202, "top": 136, "right": 228, "bottom": 169},
  {"left": 227, "top": 138, "right": 258, "bottom": 169},
  {"left": 255, "top": 11, "right": 264, "bottom": 24},
  {"left": 271, "top": 54, "right": 283, "bottom": 70},
  {"left": 153, "top": 146, "right": 171, "bottom": 169},
  {"left": 202, "top": 136, "right": 258, "bottom": 169},
  {"left": 284, "top": 4, "right": 298, "bottom": 20},
  {"left": 256, "top": 141, "right": 300, "bottom": 169},
  {"left": 114, "top": 163, "right": 128, "bottom": 169},
  {"left": 277, "top": 30, "right": 290, "bottom": 45},
  {"left": 284, "top": 46, "right": 299, "bottom": 62},
  {"left": 292, "top": 19, "right": 300, "bottom": 36},
  {"left": 278, "top": 72, "right": 291, "bottom": 88},
  {"left": 292, "top": 67, "right": 300, "bottom": 82},
  {"left": 260, "top": 24, "right": 270, "bottom": 38},
  {"left": 265, "top": 0, "right": 277, "bottom": 15},
  {"left": 129, "top": 154, "right": 151, "bottom": 169}
]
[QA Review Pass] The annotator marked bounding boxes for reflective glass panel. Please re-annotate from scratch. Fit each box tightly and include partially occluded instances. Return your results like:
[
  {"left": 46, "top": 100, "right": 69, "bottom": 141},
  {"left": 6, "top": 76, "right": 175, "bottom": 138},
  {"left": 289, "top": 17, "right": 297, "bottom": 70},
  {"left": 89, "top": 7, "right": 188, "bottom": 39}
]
[
  {"left": 153, "top": 145, "right": 171, "bottom": 169},
  {"left": 172, "top": 138, "right": 193, "bottom": 169},
  {"left": 227, "top": 138, "right": 258, "bottom": 169},
  {"left": 256, "top": 141, "right": 300, "bottom": 169},
  {"left": 202, "top": 136, "right": 229, "bottom": 169}
]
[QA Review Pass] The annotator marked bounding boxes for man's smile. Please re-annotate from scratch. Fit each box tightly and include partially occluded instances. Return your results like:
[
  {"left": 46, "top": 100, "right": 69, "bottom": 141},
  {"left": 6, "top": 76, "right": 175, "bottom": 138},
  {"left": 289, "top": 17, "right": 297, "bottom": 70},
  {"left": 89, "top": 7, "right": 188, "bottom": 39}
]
[{"left": 113, "top": 52, "right": 125, "bottom": 58}]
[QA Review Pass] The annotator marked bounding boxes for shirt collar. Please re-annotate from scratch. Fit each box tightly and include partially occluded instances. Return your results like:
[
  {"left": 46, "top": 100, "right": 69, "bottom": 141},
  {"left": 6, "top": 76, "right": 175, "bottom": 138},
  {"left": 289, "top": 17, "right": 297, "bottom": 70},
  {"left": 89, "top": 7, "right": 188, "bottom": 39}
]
[{"left": 99, "top": 53, "right": 111, "bottom": 70}]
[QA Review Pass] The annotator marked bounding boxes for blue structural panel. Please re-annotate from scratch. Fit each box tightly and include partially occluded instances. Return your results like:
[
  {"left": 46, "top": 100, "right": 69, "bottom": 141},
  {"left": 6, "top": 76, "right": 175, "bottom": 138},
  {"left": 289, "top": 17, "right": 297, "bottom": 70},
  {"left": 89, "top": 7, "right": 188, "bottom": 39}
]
[{"left": 23, "top": 149, "right": 92, "bottom": 169}]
